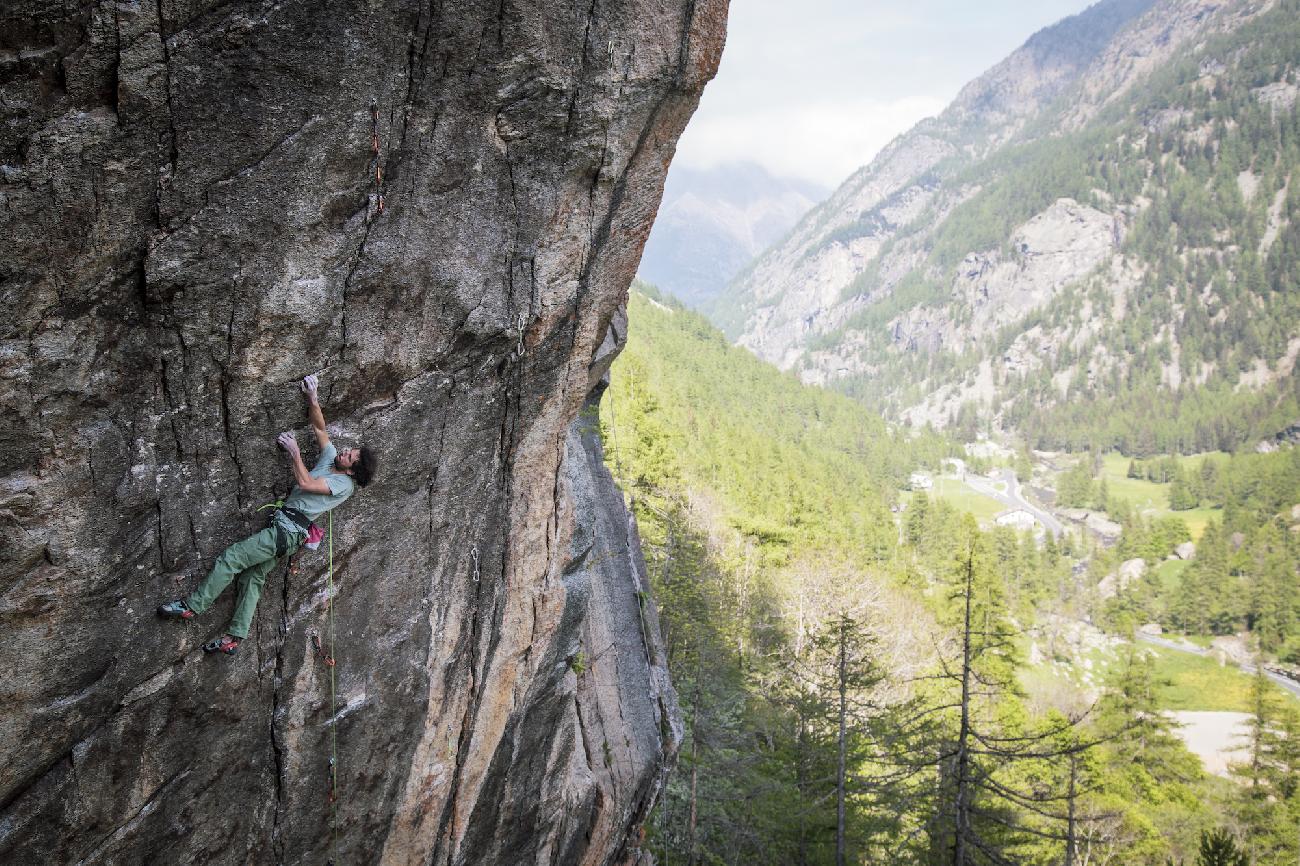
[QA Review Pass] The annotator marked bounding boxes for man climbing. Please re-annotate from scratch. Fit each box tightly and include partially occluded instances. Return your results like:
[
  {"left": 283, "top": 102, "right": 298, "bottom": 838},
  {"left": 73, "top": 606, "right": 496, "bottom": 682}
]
[{"left": 157, "top": 374, "right": 377, "bottom": 655}]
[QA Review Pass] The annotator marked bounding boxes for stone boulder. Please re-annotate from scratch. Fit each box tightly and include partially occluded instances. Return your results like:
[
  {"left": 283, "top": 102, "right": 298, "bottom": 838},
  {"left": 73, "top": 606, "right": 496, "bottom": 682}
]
[
  {"left": 1085, "top": 512, "right": 1123, "bottom": 542},
  {"left": 1118, "top": 558, "right": 1147, "bottom": 583},
  {"left": 0, "top": 1, "right": 727, "bottom": 863},
  {"left": 1174, "top": 541, "right": 1196, "bottom": 560},
  {"left": 1097, "top": 558, "right": 1146, "bottom": 600}
]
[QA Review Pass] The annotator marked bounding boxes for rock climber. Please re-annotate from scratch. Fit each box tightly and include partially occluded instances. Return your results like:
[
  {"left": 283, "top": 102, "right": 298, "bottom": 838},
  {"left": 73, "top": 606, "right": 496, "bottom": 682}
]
[{"left": 157, "top": 374, "right": 377, "bottom": 655}]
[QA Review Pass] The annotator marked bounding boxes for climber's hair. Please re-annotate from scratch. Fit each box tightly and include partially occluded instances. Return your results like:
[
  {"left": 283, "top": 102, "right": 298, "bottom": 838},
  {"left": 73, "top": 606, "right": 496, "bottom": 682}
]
[{"left": 354, "top": 446, "right": 378, "bottom": 487}]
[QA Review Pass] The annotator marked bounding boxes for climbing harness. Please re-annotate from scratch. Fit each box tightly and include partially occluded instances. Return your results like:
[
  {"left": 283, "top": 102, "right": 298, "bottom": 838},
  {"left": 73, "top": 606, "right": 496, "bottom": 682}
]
[{"left": 259, "top": 499, "right": 325, "bottom": 551}]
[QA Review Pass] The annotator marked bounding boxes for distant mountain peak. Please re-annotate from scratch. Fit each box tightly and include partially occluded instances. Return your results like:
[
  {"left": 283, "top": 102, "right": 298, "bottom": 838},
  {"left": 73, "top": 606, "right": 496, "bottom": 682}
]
[
  {"left": 638, "top": 161, "right": 828, "bottom": 307},
  {"left": 712, "top": 0, "right": 1297, "bottom": 455}
]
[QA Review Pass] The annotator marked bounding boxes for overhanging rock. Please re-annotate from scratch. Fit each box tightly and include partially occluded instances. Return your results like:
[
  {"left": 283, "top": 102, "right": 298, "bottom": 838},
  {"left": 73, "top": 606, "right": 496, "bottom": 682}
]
[{"left": 0, "top": 1, "right": 726, "bottom": 862}]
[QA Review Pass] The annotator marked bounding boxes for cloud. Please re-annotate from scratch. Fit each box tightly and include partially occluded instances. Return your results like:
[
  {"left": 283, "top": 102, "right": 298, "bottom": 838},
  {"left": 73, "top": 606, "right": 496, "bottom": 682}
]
[
  {"left": 668, "top": 0, "right": 1098, "bottom": 189},
  {"left": 674, "top": 95, "right": 948, "bottom": 188}
]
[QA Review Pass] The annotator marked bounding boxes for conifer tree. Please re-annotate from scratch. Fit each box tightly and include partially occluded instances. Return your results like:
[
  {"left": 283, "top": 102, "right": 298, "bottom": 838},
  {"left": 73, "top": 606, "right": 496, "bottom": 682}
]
[{"left": 1230, "top": 665, "right": 1300, "bottom": 865}]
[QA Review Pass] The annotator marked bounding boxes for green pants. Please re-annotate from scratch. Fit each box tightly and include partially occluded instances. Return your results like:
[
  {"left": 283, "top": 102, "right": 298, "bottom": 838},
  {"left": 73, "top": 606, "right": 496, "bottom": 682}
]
[{"left": 186, "top": 525, "right": 300, "bottom": 639}]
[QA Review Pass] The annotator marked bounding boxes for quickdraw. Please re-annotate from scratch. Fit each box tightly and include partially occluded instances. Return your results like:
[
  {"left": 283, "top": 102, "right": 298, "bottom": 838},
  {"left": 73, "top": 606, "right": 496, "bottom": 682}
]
[
  {"left": 370, "top": 103, "right": 386, "bottom": 218},
  {"left": 514, "top": 310, "right": 527, "bottom": 358},
  {"left": 311, "top": 631, "right": 336, "bottom": 667}
]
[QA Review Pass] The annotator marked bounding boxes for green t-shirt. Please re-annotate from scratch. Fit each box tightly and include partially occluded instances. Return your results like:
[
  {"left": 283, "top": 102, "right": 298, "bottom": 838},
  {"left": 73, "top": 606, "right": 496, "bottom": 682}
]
[{"left": 276, "top": 442, "right": 354, "bottom": 534}]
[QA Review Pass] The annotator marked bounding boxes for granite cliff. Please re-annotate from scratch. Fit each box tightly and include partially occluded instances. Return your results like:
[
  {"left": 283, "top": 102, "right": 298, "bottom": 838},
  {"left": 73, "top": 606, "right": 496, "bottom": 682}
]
[{"left": 0, "top": 1, "right": 726, "bottom": 863}]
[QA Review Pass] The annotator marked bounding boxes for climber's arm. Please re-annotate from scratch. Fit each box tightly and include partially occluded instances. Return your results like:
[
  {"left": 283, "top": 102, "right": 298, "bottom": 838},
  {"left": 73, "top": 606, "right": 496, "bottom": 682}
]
[
  {"left": 301, "top": 374, "right": 330, "bottom": 450},
  {"left": 277, "top": 432, "right": 333, "bottom": 494}
]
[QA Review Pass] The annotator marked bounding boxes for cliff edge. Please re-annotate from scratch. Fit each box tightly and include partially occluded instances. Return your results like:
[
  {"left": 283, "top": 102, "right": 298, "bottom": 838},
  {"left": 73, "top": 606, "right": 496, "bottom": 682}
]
[{"left": 0, "top": 1, "right": 726, "bottom": 863}]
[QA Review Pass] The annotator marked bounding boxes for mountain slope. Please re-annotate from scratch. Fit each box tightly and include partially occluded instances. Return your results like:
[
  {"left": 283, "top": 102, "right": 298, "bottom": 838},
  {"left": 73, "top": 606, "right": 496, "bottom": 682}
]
[
  {"left": 715, "top": 0, "right": 1299, "bottom": 455},
  {"left": 638, "top": 162, "right": 825, "bottom": 307}
]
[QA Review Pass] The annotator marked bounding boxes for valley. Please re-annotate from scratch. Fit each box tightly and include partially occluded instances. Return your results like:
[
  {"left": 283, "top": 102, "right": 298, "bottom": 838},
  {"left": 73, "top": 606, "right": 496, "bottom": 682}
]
[
  {"left": 605, "top": 286, "right": 1300, "bottom": 865},
  {"left": 618, "top": 0, "right": 1300, "bottom": 862}
]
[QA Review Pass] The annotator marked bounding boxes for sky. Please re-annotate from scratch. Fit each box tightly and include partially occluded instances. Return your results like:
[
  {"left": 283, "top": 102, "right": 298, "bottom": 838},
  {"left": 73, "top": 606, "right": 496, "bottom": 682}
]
[{"left": 675, "top": 0, "right": 1097, "bottom": 189}]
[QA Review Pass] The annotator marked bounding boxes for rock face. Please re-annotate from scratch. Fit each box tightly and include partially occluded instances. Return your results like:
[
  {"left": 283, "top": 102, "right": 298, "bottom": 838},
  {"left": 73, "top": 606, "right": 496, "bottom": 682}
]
[
  {"left": 891, "top": 198, "right": 1115, "bottom": 356},
  {"left": 0, "top": 2, "right": 725, "bottom": 864}
]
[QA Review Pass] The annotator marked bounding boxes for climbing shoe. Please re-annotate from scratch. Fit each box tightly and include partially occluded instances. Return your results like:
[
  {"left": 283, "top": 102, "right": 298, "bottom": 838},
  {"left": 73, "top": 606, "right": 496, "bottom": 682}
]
[
  {"left": 157, "top": 599, "right": 195, "bottom": 620},
  {"left": 202, "top": 636, "right": 241, "bottom": 655}
]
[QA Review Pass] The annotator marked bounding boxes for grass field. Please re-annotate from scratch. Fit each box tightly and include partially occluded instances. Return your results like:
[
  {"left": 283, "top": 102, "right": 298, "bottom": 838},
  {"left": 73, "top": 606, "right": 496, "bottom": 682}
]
[
  {"left": 1021, "top": 635, "right": 1287, "bottom": 715},
  {"left": 1098, "top": 453, "right": 1223, "bottom": 539},
  {"left": 1154, "top": 559, "right": 1189, "bottom": 594},
  {"left": 1146, "top": 644, "right": 1268, "bottom": 712},
  {"left": 931, "top": 476, "right": 1006, "bottom": 525}
]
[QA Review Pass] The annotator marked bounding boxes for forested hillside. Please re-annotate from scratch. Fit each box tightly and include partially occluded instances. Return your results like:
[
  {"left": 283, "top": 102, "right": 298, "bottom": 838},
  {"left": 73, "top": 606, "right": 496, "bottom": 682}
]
[
  {"left": 1076, "top": 448, "right": 1300, "bottom": 652},
  {"left": 603, "top": 287, "right": 1300, "bottom": 866},
  {"left": 717, "top": 0, "right": 1300, "bottom": 456}
]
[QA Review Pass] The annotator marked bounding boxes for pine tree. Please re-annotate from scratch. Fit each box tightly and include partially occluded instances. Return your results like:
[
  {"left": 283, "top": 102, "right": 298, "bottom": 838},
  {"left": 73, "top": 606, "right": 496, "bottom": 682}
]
[
  {"left": 1096, "top": 647, "right": 1205, "bottom": 863},
  {"left": 1059, "top": 460, "right": 1096, "bottom": 509},
  {"left": 911, "top": 516, "right": 1100, "bottom": 865},
  {"left": 1178, "top": 829, "right": 1249, "bottom": 866},
  {"left": 1231, "top": 665, "right": 1300, "bottom": 865},
  {"left": 1169, "top": 465, "right": 1198, "bottom": 511}
]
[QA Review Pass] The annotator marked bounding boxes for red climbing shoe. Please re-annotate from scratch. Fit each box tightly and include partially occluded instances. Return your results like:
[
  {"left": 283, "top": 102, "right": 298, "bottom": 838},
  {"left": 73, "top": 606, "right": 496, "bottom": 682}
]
[
  {"left": 202, "top": 636, "right": 241, "bottom": 655},
  {"left": 157, "top": 599, "right": 195, "bottom": 620}
]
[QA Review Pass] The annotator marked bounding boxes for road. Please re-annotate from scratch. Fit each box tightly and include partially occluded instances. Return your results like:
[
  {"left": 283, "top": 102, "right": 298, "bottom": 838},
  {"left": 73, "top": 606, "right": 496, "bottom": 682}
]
[
  {"left": 947, "top": 464, "right": 1298, "bottom": 700},
  {"left": 1136, "top": 631, "right": 1300, "bottom": 701},
  {"left": 964, "top": 468, "right": 1066, "bottom": 537}
]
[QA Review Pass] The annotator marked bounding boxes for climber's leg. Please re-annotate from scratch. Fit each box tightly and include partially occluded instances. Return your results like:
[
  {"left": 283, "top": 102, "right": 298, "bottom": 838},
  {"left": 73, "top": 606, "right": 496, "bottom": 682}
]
[
  {"left": 226, "top": 555, "right": 280, "bottom": 639},
  {"left": 202, "top": 635, "right": 242, "bottom": 655},
  {"left": 185, "top": 526, "right": 280, "bottom": 617}
]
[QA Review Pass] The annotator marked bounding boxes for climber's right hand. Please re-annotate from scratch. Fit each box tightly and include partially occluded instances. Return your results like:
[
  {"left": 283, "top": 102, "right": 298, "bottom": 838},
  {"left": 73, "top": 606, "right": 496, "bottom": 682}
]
[{"left": 301, "top": 374, "right": 319, "bottom": 402}]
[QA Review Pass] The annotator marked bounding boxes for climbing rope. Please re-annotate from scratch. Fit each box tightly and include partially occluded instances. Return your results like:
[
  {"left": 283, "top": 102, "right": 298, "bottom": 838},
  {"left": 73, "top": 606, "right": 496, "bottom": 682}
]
[
  {"left": 325, "top": 508, "right": 338, "bottom": 863},
  {"left": 301, "top": 511, "right": 339, "bottom": 863}
]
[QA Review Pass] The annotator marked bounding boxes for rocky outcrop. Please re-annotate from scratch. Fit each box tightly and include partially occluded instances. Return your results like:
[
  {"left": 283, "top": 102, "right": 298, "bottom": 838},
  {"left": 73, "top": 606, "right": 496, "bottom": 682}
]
[
  {"left": 887, "top": 198, "right": 1115, "bottom": 358},
  {"left": 0, "top": 1, "right": 725, "bottom": 864}
]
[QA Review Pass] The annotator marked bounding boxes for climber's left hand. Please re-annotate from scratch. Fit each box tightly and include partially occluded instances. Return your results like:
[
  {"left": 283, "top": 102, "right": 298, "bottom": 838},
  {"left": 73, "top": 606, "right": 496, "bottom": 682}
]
[{"left": 277, "top": 431, "right": 301, "bottom": 458}]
